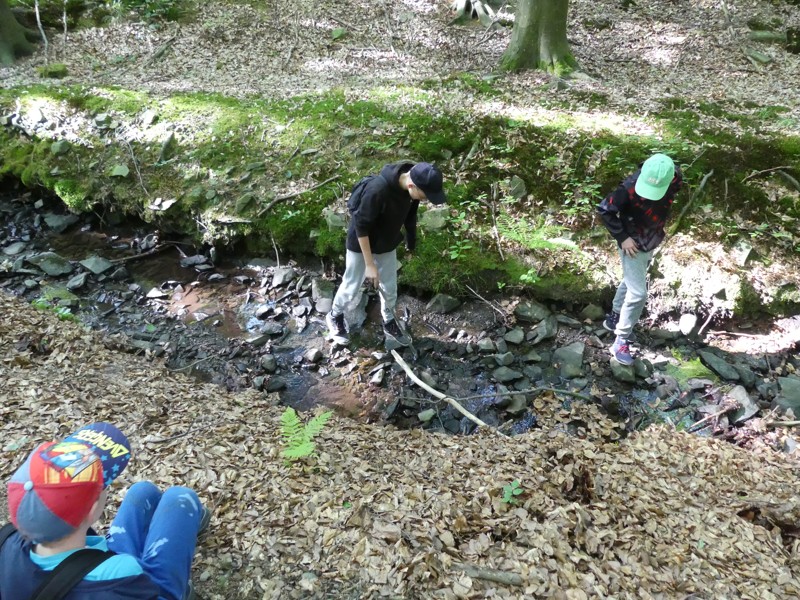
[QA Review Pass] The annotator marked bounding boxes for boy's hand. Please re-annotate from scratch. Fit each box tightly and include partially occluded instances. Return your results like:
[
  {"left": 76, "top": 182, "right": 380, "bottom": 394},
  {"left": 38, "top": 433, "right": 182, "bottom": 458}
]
[
  {"left": 621, "top": 237, "right": 639, "bottom": 257},
  {"left": 364, "top": 263, "right": 379, "bottom": 287}
]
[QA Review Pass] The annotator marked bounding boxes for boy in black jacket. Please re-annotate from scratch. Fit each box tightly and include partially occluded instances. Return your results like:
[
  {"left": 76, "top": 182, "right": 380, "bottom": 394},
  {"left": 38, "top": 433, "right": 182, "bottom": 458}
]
[
  {"left": 326, "top": 162, "right": 446, "bottom": 347},
  {"left": 596, "top": 153, "right": 682, "bottom": 365}
]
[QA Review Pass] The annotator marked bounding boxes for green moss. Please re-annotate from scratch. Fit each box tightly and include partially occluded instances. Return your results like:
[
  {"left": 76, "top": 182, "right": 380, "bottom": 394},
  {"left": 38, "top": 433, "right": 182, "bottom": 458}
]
[
  {"left": 665, "top": 358, "right": 716, "bottom": 387},
  {"left": 54, "top": 179, "right": 91, "bottom": 211},
  {"left": 36, "top": 63, "right": 68, "bottom": 79}
]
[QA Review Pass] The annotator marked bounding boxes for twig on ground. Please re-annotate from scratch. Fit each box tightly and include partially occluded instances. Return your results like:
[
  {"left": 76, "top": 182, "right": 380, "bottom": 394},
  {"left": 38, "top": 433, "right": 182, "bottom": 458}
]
[
  {"left": 110, "top": 244, "right": 170, "bottom": 264},
  {"left": 707, "top": 330, "right": 769, "bottom": 339},
  {"left": 120, "top": 136, "right": 150, "bottom": 197},
  {"left": 741, "top": 166, "right": 794, "bottom": 183},
  {"left": 766, "top": 421, "right": 800, "bottom": 428},
  {"left": 482, "top": 183, "right": 505, "bottom": 261},
  {"left": 465, "top": 284, "right": 506, "bottom": 320},
  {"left": 456, "top": 386, "right": 593, "bottom": 403},
  {"left": 453, "top": 563, "right": 524, "bottom": 586},
  {"left": 172, "top": 355, "right": 214, "bottom": 373},
  {"left": 271, "top": 232, "right": 281, "bottom": 267},
  {"left": 392, "top": 350, "right": 499, "bottom": 433},
  {"left": 34, "top": 0, "right": 49, "bottom": 63},
  {"left": 257, "top": 175, "right": 340, "bottom": 216},
  {"left": 282, "top": 129, "right": 311, "bottom": 168},
  {"left": 697, "top": 305, "right": 718, "bottom": 337},
  {"left": 144, "top": 35, "right": 178, "bottom": 66},
  {"left": 688, "top": 407, "right": 732, "bottom": 432}
]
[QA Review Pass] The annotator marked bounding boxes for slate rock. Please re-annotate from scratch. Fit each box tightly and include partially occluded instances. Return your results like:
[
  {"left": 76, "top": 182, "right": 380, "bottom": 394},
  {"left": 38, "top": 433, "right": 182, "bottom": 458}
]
[
  {"left": 50, "top": 140, "right": 71, "bottom": 155},
  {"left": 260, "top": 355, "right": 278, "bottom": 373},
  {"left": 180, "top": 255, "right": 208, "bottom": 268},
  {"left": 27, "top": 252, "right": 73, "bottom": 276},
  {"left": 553, "top": 342, "right": 584, "bottom": 379},
  {"left": 698, "top": 350, "right": 740, "bottom": 381},
  {"left": 418, "top": 408, "right": 436, "bottom": 422},
  {"left": 311, "top": 278, "right": 335, "bottom": 302},
  {"left": 610, "top": 360, "right": 636, "bottom": 383},
  {"left": 418, "top": 207, "right": 448, "bottom": 231},
  {"left": 260, "top": 322, "right": 285, "bottom": 336},
  {"left": 494, "top": 352, "right": 515, "bottom": 367},
  {"left": 80, "top": 255, "right": 114, "bottom": 275},
  {"left": 315, "top": 298, "right": 333, "bottom": 314},
  {"left": 633, "top": 358, "right": 653, "bottom": 379},
  {"left": 322, "top": 206, "right": 347, "bottom": 231},
  {"left": 493, "top": 366, "right": 523, "bottom": 383},
  {"left": 304, "top": 348, "right": 323, "bottom": 363},
  {"left": 43, "top": 213, "right": 79, "bottom": 233},
  {"left": 733, "top": 364, "right": 756, "bottom": 388},
  {"left": 505, "top": 394, "right": 528, "bottom": 415},
  {"left": 419, "top": 371, "right": 439, "bottom": 390},
  {"left": 2, "top": 241, "right": 27, "bottom": 255},
  {"left": 522, "top": 350, "right": 541, "bottom": 363},
  {"left": 528, "top": 316, "right": 558, "bottom": 345},
  {"left": 503, "top": 328, "right": 525, "bottom": 345},
  {"left": 555, "top": 314, "right": 582, "bottom": 328},
  {"left": 426, "top": 293, "right": 461, "bottom": 314},
  {"left": 266, "top": 378, "right": 286, "bottom": 392},
  {"left": 580, "top": 304, "right": 605, "bottom": 321},
  {"left": 370, "top": 370, "right": 385, "bottom": 386},
  {"left": 66, "top": 272, "right": 88, "bottom": 290},
  {"left": 477, "top": 338, "right": 495, "bottom": 353},
  {"left": 514, "top": 300, "right": 551, "bottom": 323},
  {"left": 772, "top": 376, "right": 800, "bottom": 414},
  {"left": 727, "top": 385, "right": 759, "bottom": 424},
  {"left": 650, "top": 328, "right": 681, "bottom": 341},
  {"left": 271, "top": 267, "right": 296, "bottom": 288}
]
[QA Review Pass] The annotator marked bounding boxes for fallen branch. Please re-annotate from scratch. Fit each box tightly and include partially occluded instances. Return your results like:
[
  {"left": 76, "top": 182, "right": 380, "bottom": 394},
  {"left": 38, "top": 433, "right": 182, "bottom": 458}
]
[
  {"left": 453, "top": 563, "right": 524, "bottom": 586},
  {"left": 34, "top": 0, "right": 49, "bottom": 64},
  {"left": 688, "top": 407, "right": 732, "bottom": 432},
  {"left": 697, "top": 304, "right": 718, "bottom": 337},
  {"left": 707, "top": 330, "right": 769, "bottom": 339},
  {"left": 391, "top": 349, "right": 498, "bottom": 433},
  {"left": 465, "top": 284, "right": 506, "bottom": 321},
  {"left": 109, "top": 244, "right": 170, "bottom": 264},
  {"left": 281, "top": 129, "right": 311, "bottom": 168},
  {"left": 777, "top": 170, "right": 800, "bottom": 192},
  {"left": 741, "top": 166, "right": 794, "bottom": 183},
  {"left": 766, "top": 421, "right": 800, "bottom": 428},
  {"left": 257, "top": 175, "right": 340, "bottom": 216}
]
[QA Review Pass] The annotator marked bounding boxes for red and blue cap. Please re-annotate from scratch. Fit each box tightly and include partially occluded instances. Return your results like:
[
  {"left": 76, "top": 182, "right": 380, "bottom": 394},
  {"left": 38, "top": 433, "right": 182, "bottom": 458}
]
[{"left": 7, "top": 423, "right": 131, "bottom": 543}]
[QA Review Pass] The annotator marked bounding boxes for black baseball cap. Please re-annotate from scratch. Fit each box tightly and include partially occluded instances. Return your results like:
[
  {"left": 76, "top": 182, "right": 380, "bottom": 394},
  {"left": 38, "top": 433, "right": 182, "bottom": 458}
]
[{"left": 409, "top": 163, "right": 446, "bottom": 205}]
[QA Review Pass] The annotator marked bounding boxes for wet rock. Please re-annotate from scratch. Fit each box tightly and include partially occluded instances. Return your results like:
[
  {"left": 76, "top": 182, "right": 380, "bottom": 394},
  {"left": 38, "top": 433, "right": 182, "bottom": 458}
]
[
  {"left": 418, "top": 408, "right": 436, "bottom": 422},
  {"left": 580, "top": 304, "right": 605, "bottom": 321},
  {"left": 426, "top": 293, "right": 460, "bottom": 314},
  {"left": 418, "top": 207, "right": 448, "bottom": 230},
  {"left": 266, "top": 378, "right": 286, "bottom": 392},
  {"left": 304, "top": 348, "right": 323, "bottom": 363},
  {"left": 252, "top": 376, "right": 266, "bottom": 390},
  {"left": 260, "top": 355, "right": 278, "bottom": 372},
  {"left": 655, "top": 379, "right": 679, "bottom": 399},
  {"left": 505, "top": 394, "right": 528, "bottom": 414},
  {"left": 43, "top": 213, "right": 79, "bottom": 233},
  {"left": 610, "top": 360, "right": 636, "bottom": 383},
  {"left": 477, "top": 338, "right": 495, "bottom": 353},
  {"left": 271, "top": 267, "right": 296, "bottom": 288},
  {"left": 292, "top": 305, "right": 308, "bottom": 317},
  {"left": 679, "top": 314, "right": 698, "bottom": 335},
  {"left": 728, "top": 385, "right": 759, "bottom": 424},
  {"left": 771, "top": 376, "right": 800, "bottom": 414},
  {"left": 66, "top": 272, "right": 89, "bottom": 291},
  {"left": 698, "top": 350, "right": 740, "bottom": 381},
  {"left": 180, "top": 255, "right": 208, "bottom": 268},
  {"left": 757, "top": 380, "right": 779, "bottom": 401},
  {"left": 23, "top": 279, "right": 39, "bottom": 289},
  {"left": 555, "top": 314, "right": 582, "bottom": 328},
  {"left": 80, "top": 255, "right": 114, "bottom": 275},
  {"left": 503, "top": 328, "right": 524, "bottom": 345},
  {"left": 109, "top": 267, "right": 129, "bottom": 281},
  {"left": 687, "top": 378, "right": 714, "bottom": 390},
  {"left": 733, "top": 364, "right": 756, "bottom": 388},
  {"left": 493, "top": 366, "right": 523, "bottom": 383},
  {"left": 27, "top": 252, "right": 73, "bottom": 276},
  {"left": 514, "top": 300, "right": 551, "bottom": 323},
  {"left": 522, "top": 365, "right": 543, "bottom": 381},
  {"left": 633, "top": 358, "right": 653, "bottom": 379},
  {"left": 528, "top": 315, "right": 558, "bottom": 345},
  {"left": 2, "top": 241, "right": 27, "bottom": 255},
  {"left": 553, "top": 342, "right": 584, "bottom": 379},
  {"left": 522, "top": 350, "right": 541, "bottom": 363},
  {"left": 261, "top": 322, "right": 284, "bottom": 336},
  {"left": 494, "top": 352, "right": 515, "bottom": 367}
]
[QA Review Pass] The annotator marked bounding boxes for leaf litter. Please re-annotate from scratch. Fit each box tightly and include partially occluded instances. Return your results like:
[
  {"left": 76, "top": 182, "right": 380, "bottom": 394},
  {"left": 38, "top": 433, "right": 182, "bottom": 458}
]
[{"left": 1, "top": 293, "right": 799, "bottom": 599}]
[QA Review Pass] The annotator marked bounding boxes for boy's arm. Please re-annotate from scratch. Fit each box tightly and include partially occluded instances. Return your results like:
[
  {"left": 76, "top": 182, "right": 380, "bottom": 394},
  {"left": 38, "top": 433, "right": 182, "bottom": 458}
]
[
  {"left": 596, "top": 184, "right": 631, "bottom": 245},
  {"left": 404, "top": 200, "right": 420, "bottom": 252}
]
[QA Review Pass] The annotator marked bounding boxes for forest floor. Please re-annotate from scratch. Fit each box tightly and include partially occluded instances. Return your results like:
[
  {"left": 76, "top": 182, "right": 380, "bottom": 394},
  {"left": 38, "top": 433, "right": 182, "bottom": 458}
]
[{"left": 1, "top": 0, "right": 800, "bottom": 598}]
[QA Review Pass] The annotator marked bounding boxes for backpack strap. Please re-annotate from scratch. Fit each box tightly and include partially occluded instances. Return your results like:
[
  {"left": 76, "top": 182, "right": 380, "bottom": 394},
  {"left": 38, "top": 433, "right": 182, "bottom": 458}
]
[
  {"left": 30, "top": 548, "right": 115, "bottom": 600},
  {"left": 0, "top": 523, "right": 16, "bottom": 549}
]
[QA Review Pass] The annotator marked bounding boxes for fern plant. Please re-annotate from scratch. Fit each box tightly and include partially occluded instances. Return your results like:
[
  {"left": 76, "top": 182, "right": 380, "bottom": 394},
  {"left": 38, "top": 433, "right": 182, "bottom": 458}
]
[{"left": 280, "top": 407, "right": 332, "bottom": 462}]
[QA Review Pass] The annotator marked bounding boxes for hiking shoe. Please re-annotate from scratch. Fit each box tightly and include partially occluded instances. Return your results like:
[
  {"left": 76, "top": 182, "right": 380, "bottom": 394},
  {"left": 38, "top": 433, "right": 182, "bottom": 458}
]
[
  {"left": 326, "top": 312, "right": 349, "bottom": 345},
  {"left": 610, "top": 336, "right": 634, "bottom": 366},
  {"left": 603, "top": 310, "right": 620, "bottom": 332},
  {"left": 383, "top": 319, "right": 411, "bottom": 347}
]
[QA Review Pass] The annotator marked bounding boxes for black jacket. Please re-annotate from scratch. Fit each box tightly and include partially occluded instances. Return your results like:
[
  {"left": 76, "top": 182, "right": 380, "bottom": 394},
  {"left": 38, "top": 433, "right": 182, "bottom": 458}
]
[
  {"left": 346, "top": 162, "right": 419, "bottom": 254},
  {"left": 596, "top": 166, "right": 683, "bottom": 252}
]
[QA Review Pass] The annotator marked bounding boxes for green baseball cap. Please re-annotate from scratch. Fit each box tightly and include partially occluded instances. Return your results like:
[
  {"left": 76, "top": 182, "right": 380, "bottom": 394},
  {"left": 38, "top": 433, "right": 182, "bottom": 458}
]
[{"left": 635, "top": 154, "right": 675, "bottom": 200}]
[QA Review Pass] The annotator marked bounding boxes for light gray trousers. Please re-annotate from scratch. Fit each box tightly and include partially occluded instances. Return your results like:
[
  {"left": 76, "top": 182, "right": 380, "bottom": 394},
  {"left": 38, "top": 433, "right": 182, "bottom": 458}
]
[
  {"left": 612, "top": 247, "right": 653, "bottom": 339},
  {"left": 331, "top": 249, "right": 398, "bottom": 324}
]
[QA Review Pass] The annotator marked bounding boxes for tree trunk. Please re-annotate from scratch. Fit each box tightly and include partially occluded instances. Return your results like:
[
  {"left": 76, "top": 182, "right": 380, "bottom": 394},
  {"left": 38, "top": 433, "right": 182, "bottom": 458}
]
[
  {"left": 500, "top": 0, "right": 576, "bottom": 74},
  {"left": 0, "top": 0, "right": 38, "bottom": 65}
]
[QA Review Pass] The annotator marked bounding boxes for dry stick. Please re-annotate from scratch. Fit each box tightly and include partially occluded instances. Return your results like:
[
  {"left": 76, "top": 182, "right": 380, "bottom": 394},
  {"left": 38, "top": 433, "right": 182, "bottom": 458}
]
[
  {"left": 62, "top": 0, "right": 67, "bottom": 52},
  {"left": 465, "top": 284, "right": 506, "bottom": 320},
  {"left": 741, "top": 166, "right": 794, "bottom": 183},
  {"left": 707, "top": 330, "right": 769, "bottom": 339},
  {"left": 688, "top": 408, "right": 730, "bottom": 432},
  {"left": 766, "top": 421, "right": 800, "bottom": 428},
  {"left": 457, "top": 386, "right": 593, "bottom": 403},
  {"left": 270, "top": 232, "right": 281, "bottom": 268},
  {"left": 281, "top": 129, "right": 311, "bottom": 168},
  {"left": 697, "top": 304, "right": 718, "bottom": 337},
  {"left": 109, "top": 244, "right": 170, "bottom": 264},
  {"left": 257, "top": 175, "right": 340, "bottom": 216},
  {"left": 391, "top": 350, "right": 497, "bottom": 432},
  {"left": 453, "top": 563, "right": 524, "bottom": 587},
  {"left": 34, "top": 0, "right": 49, "bottom": 64},
  {"left": 483, "top": 184, "right": 505, "bottom": 261},
  {"left": 121, "top": 137, "right": 150, "bottom": 198}
]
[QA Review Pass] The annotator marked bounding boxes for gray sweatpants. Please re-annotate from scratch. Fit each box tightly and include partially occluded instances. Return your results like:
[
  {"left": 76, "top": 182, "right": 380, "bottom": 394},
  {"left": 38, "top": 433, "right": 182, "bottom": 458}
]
[
  {"left": 612, "top": 247, "right": 653, "bottom": 339},
  {"left": 331, "top": 249, "right": 398, "bottom": 324}
]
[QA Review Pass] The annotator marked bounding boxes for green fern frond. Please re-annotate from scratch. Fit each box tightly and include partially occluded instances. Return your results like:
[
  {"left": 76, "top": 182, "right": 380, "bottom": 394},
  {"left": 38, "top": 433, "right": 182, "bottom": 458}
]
[
  {"left": 282, "top": 441, "right": 316, "bottom": 460},
  {"left": 304, "top": 410, "right": 332, "bottom": 441},
  {"left": 280, "top": 407, "right": 305, "bottom": 445},
  {"left": 280, "top": 408, "right": 333, "bottom": 462}
]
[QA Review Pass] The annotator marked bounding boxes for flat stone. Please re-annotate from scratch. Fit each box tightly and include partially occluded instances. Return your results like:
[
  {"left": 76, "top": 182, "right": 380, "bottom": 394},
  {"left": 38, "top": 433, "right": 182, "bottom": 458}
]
[
  {"left": 633, "top": 358, "right": 653, "bottom": 379},
  {"left": 311, "top": 278, "right": 335, "bottom": 302},
  {"left": 579, "top": 304, "right": 605, "bottom": 321},
  {"left": 370, "top": 370, "right": 385, "bottom": 386},
  {"left": 698, "top": 350, "right": 740, "bottom": 381},
  {"left": 514, "top": 300, "right": 551, "bottom": 323},
  {"left": 50, "top": 139, "right": 71, "bottom": 155},
  {"left": 66, "top": 272, "right": 88, "bottom": 291},
  {"left": 26, "top": 252, "right": 73, "bottom": 276},
  {"left": 528, "top": 315, "right": 558, "bottom": 345},
  {"left": 610, "top": 360, "right": 636, "bottom": 383},
  {"left": 733, "top": 364, "right": 756, "bottom": 388},
  {"left": 180, "top": 255, "right": 208, "bottom": 268},
  {"left": 2, "top": 241, "right": 27, "bottom": 255},
  {"left": 266, "top": 378, "right": 286, "bottom": 392},
  {"left": 492, "top": 366, "right": 523, "bottom": 383},
  {"left": 304, "top": 348, "right": 323, "bottom": 363},
  {"left": 146, "top": 287, "right": 169, "bottom": 299},
  {"left": 43, "top": 213, "right": 79, "bottom": 233},
  {"left": 727, "top": 385, "right": 759, "bottom": 424},
  {"left": 418, "top": 207, "right": 448, "bottom": 231},
  {"left": 494, "top": 352, "right": 515, "bottom": 367},
  {"left": 477, "top": 338, "right": 495, "bottom": 353},
  {"left": 315, "top": 298, "right": 332, "bottom": 314},
  {"left": 322, "top": 206, "right": 347, "bottom": 230},
  {"left": 271, "top": 267, "right": 296, "bottom": 288},
  {"left": 772, "top": 376, "right": 800, "bottom": 414},
  {"left": 79, "top": 255, "right": 114, "bottom": 275},
  {"left": 426, "top": 293, "right": 461, "bottom": 314},
  {"left": 650, "top": 328, "right": 681, "bottom": 341},
  {"left": 522, "top": 350, "right": 541, "bottom": 363},
  {"left": 553, "top": 342, "right": 584, "bottom": 379},
  {"left": 260, "top": 355, "right": 278, "bottom": 372},
  {"left": 555, "top": 314, "right": 582, "bottom": 328},
  {"left": 260, "top": 322, "right": 284, "bottom": 336},
  {"left": 505, "top": 394, "right": 528, "bottom": 415},
  {"left": 418, "top": 408, "right": 436, "bottom": 422},
  {"left": 419, "top": 371, "right": 439, "bottom": 390},
  {"left": 503, "top": 328, "right": 525, "bottom": 345}
]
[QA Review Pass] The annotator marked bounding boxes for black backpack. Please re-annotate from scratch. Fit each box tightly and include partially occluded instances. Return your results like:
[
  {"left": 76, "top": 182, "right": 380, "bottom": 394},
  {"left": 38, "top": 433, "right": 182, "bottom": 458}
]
[
  {"left": 346, "top": 174, "right": 388, "bottom": 215},
  {"left": 0, "top": 523, "right": 114, "bottom": 600}
]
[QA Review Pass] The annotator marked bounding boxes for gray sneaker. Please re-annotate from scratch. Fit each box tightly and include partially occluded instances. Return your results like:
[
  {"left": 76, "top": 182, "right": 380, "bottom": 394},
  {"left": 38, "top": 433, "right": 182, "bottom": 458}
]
[
  {"left": 383, "top": 319, "right": 411, "bottom": 347},
  {"left": 326, "top": 312, "right": 349, "bottom": 345}
]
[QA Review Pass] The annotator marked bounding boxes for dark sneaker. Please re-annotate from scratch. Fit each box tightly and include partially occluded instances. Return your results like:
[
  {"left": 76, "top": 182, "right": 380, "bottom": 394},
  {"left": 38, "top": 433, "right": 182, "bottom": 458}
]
[
  {"left": 326, "top": 312, "right": 349, "bottom": 345},
  {"left": 383, "top": 319, "right": 411, "bottom": 347},
  {"left": 603, "top": 310, "right": 620, "bottom": 332},
  {"left": 610, "top": 336, "right": 634, "bottom": 366}
]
